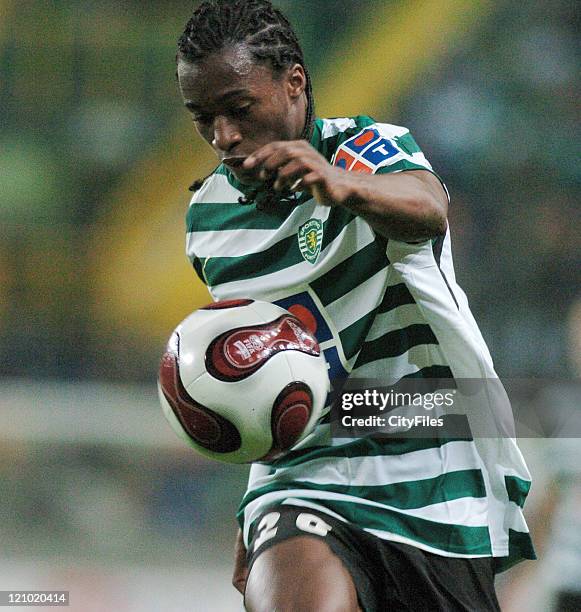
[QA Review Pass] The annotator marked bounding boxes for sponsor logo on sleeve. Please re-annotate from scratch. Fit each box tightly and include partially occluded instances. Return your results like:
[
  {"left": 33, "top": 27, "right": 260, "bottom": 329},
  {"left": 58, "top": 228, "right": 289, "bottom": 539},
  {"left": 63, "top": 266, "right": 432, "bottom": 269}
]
[{"left": 332, "top": 128, "right": 401, "bottom": 174}]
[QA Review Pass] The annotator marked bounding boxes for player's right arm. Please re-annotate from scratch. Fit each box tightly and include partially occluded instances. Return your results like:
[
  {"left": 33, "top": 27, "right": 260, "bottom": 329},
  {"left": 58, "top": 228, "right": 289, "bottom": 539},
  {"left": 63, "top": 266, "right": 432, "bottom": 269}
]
[{"left": 243, "top": 139, "right": 448, "bottom": 242}]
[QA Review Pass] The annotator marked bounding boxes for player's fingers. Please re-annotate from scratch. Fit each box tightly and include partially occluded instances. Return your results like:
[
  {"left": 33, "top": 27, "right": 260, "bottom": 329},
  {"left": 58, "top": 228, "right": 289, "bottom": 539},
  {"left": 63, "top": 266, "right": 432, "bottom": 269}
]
[
  {"left": 244, "top": 141, "right": 311, "bottom": 171},
  {"left": 262, "top": 146, "right": 308, "bottom": 175},
  {"left": 256, "top": 147, "right": 306, "bottom": 183},
  {"left": 301, "top": 171, "right": 328, "bottom": 203},
  {"left": 273, "top": 159, "right": 308, "bottom": 191},
  {"left": 300, "top": 170, "right": 323, "bottom": 188},
  {"left": 243, "top": 141, "right": 292, "bottom": 169},
  {"left": 244, "top": 146, "right": 292, "bottom": 183}
]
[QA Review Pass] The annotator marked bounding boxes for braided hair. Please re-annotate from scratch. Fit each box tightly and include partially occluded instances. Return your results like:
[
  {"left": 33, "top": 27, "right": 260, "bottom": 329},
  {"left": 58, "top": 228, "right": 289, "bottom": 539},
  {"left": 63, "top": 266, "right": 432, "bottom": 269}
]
[{"left": 178, "top": 0, "right": 315, "bottom": 208}]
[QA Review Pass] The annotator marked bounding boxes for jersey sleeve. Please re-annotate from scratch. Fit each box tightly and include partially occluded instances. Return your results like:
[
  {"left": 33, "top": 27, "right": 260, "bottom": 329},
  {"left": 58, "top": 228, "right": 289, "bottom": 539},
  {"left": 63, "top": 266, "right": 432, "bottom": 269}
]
[{"left": 331, "top": 122, "right": 450, "bottom": 202}]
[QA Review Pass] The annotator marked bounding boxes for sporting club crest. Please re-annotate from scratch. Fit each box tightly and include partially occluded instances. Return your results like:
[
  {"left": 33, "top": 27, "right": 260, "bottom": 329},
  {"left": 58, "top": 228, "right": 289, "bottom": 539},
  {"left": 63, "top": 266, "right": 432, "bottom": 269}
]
[{"left": 298, "top": 219, "right": 323, "bottom": 264}]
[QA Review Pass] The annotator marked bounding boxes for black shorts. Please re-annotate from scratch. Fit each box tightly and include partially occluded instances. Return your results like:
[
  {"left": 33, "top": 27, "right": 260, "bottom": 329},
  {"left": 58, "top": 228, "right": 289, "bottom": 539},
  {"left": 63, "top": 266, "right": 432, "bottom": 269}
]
[{"left": 247, "top": 505, "right": 500, "bottom": 612}]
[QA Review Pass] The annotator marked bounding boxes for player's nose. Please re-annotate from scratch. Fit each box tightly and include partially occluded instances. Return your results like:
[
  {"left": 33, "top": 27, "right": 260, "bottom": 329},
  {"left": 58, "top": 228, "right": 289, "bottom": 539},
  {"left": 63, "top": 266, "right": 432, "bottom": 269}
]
[{"left": 212, "top": 115, "right": 242, "bottom": 153}]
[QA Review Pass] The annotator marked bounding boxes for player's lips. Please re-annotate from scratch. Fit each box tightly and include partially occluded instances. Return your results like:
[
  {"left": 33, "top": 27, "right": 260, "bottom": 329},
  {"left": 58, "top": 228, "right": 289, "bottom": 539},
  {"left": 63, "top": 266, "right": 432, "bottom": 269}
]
[{"left": 222, "top": 156, "right": 261, "bottom": 184}]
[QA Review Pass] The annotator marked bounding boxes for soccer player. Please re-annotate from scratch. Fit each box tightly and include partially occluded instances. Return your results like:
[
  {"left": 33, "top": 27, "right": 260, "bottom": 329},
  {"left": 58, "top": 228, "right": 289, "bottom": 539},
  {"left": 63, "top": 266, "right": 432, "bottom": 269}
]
[{"left": 176, "top": 1, "right": 535, "bottom": 610}]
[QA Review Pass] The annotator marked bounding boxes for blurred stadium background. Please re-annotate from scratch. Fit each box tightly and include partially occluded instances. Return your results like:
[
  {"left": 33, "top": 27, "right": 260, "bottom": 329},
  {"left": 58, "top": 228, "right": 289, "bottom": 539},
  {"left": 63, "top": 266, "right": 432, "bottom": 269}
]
[{"left": 0, "top": 0, "right": 579, "bottom": 610}]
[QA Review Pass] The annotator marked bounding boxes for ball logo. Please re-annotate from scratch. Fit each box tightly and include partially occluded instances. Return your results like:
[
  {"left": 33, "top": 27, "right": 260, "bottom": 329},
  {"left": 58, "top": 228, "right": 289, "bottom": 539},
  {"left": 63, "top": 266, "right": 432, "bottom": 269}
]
[
  {"left": 229, "top": 334, "right": 267, "bottom": 365},
  {"left": 208, "top": 315, "right": 321, "bottom": 382}
]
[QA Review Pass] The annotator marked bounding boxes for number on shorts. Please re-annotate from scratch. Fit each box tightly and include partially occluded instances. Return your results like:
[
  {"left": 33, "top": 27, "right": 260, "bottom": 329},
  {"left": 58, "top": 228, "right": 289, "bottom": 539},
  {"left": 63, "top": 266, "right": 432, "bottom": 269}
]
[
  {"left": 253, "top": 512, "right": 281, "bottom": 552},
  {"left": 296, "top": 512, "right": 332, "bottom": 537}
]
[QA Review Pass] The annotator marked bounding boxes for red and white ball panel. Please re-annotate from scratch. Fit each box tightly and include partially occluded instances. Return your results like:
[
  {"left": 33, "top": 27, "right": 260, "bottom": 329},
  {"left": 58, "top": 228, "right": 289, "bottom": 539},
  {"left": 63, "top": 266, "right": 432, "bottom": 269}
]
[
  {"left": 158, "top": 331, "right": 241, "bottom": 454},
  {"left": 158, "top": 299, "right": 330, "bottom": 464},
  {"left": 271, "top": 382, "right": 313, "bottom": 450}
]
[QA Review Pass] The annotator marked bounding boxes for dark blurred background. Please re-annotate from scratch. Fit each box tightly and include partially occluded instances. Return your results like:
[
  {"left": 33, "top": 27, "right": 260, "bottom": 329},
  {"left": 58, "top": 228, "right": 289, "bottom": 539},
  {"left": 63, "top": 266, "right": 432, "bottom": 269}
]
[{"left": 0, "top": 1, "right": 579, "bottom": 610}]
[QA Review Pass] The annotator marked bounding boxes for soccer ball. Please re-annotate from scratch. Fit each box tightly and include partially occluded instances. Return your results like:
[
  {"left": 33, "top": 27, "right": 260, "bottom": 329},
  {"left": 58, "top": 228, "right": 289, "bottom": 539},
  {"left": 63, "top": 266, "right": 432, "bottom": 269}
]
[{"left": 158, "top": 299, "right": 330, "bottom": 464}]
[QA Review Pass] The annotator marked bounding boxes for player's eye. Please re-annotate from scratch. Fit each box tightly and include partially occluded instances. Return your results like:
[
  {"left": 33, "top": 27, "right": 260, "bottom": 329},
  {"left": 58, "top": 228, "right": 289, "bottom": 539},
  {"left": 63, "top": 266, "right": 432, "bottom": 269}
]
[{"left": 230, "top": 104, "right": 253, "bottom": 119}]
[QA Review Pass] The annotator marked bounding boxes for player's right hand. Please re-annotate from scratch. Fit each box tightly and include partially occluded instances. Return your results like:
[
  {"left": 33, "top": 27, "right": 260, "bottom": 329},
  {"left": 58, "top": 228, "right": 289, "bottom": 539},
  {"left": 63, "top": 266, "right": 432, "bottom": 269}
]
[{"left": 232, "top": 528, "right": 249, "bottom": 595}]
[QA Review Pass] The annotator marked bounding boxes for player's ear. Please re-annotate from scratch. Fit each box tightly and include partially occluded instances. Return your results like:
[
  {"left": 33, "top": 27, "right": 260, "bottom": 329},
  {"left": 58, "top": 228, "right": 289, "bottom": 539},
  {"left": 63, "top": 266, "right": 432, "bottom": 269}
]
[{"left": 286, "top": 63, "right": 306, "bottom": 100}]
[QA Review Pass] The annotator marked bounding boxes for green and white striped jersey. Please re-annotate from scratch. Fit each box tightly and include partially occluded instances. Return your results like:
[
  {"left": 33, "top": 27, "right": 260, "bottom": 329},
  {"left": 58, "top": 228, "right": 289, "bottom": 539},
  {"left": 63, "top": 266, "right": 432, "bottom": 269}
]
[{"left": 185, "top": 116, "right": 534, "bottom": 570}]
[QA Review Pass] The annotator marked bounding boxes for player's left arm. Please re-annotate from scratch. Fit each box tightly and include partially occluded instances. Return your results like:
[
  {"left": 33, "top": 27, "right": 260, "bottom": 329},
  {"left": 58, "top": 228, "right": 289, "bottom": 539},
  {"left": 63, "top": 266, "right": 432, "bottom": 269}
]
[{"left": 243, "top": 140, "right": 448, "bottom": 242}]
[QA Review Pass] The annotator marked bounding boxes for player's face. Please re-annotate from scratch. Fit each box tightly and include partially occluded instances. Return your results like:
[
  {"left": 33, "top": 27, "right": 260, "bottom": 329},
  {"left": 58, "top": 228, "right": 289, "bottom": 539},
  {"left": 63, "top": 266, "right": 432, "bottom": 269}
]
[{"left": 178, "top": 44, "right": 307, "bottom": 184}]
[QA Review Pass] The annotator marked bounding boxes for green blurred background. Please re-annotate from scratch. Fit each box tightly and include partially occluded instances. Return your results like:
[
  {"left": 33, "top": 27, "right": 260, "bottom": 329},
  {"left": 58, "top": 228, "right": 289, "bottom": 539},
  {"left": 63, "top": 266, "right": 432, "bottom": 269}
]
[{"left": 0, "top": 1, "right": 579, "bottom": 610}]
